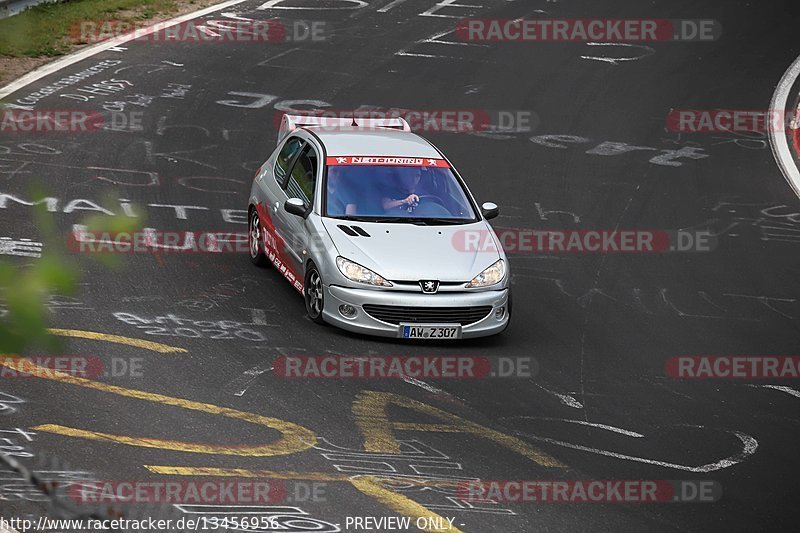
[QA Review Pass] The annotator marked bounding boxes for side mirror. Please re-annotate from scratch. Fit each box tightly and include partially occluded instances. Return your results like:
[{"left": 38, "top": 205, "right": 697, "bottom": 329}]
[
  {"left": 481, "top": 202, "right": 499, "bottom": 220},
  {"left": 284, "top": 198, "right": 307, "bottom": 217}
]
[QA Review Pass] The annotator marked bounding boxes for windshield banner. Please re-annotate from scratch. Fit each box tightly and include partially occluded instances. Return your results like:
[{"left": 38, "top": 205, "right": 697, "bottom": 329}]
[{"left": 326, "top": 156, "right": 450, "bottom": 167}]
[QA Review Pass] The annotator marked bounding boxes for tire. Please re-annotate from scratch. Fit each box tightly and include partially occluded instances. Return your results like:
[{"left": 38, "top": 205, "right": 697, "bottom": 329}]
[
  {"left": 249, "top": 209, "right": 268, "bottom": 267},
  {"left": 304, "top": 262, "right": 326, "bottom": 324}
]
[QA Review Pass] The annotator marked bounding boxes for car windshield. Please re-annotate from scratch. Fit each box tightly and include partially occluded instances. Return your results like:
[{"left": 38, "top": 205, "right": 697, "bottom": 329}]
[{"left": 324, "top": 164, "right": 477, "bottom": 223}]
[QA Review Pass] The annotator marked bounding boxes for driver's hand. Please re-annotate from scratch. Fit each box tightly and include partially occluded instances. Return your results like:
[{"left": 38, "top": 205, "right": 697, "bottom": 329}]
[{"left": 405, "top": 194, "right": 419, "bottom": 206}]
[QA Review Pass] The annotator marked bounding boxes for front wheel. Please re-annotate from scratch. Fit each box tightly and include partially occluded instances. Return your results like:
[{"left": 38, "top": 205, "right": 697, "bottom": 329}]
[
  {"left": 304, "top": 262, "right": 325, "bottom": 324},
  {"left": 249, "top": 210, "right": 268, "bottom": 267}
]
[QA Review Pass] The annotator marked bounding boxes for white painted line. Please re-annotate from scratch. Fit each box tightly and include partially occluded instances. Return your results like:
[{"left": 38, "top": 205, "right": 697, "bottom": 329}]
[
  {"left": 507, "top": 416, "right": 642, "bottom": 437},
  {"left": 258, "top": 0, "right": 367, "bottom": 10},
  {"left": 225, "top": 362, "right": 274, "bottom": 397},
  {"left": 402, "top": 376, "right": 444, "bottom": 395},
  {"left": 580, "top": 42, "right": 655, "bottom": 65},
  {"left": 420, "top": 0, "right": 483, "bottom": 19},
  {"left": 421, "top": 28, "right": 488, "bottom": 47},
  {"left": 769, "top": 53, "right": 800, "bottom": 200},
  {"left": 533, "top": 383, "right": 584, "bottom": 409},
  {"left": 377, "top": 0, "right": 408, "bottom": 13},
  {"left": 747, "top": 384, "right": 800, "bottom": 399},
  {"left": 395, "top": 52, "right": 444, "bottom": 58},
  {"left": 0, "top": 0, "right": 249, "bottom": 101},
  {"left": 519, "top": 428, "right": 758, "bottom": 472}
]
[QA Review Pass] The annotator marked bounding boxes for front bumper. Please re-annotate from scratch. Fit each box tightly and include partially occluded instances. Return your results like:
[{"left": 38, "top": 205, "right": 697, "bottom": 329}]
[{"left": 321, "top": 285, "right": 510, "bottom": 339}]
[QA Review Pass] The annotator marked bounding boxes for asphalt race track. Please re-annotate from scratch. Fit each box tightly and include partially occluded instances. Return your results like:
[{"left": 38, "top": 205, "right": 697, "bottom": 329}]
[{"left": 1, "top": 0, "right": 800, "bottom": 531}]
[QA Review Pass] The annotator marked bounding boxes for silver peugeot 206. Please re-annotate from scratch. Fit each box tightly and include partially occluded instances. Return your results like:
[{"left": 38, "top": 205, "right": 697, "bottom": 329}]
[{"left": 248, "top": 115, "right": 510, "bottom": 339}]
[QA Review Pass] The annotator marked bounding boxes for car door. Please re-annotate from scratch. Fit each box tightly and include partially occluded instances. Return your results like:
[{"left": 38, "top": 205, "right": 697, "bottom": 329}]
[
  {"left": 255, "top": 135, "right": 304, "bottom": 270},
  {"left": 258, "top": 134, "right": 303, "bottom": 214},
  {"left": 278, "top": 142, "right": 319, "bottom": 274}
]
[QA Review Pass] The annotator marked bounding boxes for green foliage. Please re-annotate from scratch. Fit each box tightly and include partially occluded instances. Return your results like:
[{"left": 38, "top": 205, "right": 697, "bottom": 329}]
[
  {"left": 0, "top": 0, "right": 181, "bottom": 57},
  {"left": 0, "top": 255, "right": 75, "bottom": 353},
  {"left": 0, "top": 189, "right": 141, "bottom": 353}
]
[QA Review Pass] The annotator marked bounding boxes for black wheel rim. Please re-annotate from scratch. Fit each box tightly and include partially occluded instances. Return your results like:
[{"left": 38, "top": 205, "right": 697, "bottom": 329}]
[
  {"left": 307, "top": 270, "right": 323, "bottom": 317},
  {"left": 249, "top": 212, "right": 261, "bottom": 258}
]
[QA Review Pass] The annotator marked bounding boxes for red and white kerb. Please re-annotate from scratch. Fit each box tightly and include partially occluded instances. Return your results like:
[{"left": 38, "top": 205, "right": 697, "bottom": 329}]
[{"left": 326, "top": 156, "right": 450, "bottom": 167}]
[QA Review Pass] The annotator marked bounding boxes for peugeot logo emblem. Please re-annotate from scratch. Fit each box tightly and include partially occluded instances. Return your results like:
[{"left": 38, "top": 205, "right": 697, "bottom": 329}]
[{"left": 420, "top": 280, "right": 440, "bottom": 294}]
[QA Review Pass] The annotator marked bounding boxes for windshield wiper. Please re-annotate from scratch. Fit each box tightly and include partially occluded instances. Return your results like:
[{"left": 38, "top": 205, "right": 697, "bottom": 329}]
[
  {"left": 332, "top": 216, "right": 425, "bottom": 224},
  {"left": 330, "top": 216, "right": 472, "bottom": 225},
  {"left": 374, "top": 217, "right": 430, "bottom": 225},
  {"left": 408, "top": 217, "right": 472, "bottom": 225}
]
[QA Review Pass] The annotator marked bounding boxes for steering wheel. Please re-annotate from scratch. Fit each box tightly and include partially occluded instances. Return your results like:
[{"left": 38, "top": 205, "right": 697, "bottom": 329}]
[
  {"left": 409, "top": 195, "right": 452, "bottom": 217},
  {"left": 415, "top": 195, "right": 447, "bottom": 208}
]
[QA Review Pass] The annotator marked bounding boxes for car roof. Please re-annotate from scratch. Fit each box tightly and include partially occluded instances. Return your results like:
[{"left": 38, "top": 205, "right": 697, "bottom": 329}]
[{"left": 304, "top": 127, "right": 443, "bottom": 158}]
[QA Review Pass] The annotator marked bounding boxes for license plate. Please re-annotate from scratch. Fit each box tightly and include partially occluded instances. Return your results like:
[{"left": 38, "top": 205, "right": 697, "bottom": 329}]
[{"left": 399, "top": 324, "right": 462, "bottom": 339}]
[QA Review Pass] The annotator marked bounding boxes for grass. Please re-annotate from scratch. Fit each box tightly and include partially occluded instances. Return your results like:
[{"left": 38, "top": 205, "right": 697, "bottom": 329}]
[{"left": 0, "top": 0, "right": 189, "bottom": 57}]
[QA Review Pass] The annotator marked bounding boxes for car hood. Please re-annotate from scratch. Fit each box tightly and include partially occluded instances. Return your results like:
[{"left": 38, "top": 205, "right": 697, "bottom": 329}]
[{"left": 321, "top": 218, "right": 502, "bottom": 282}]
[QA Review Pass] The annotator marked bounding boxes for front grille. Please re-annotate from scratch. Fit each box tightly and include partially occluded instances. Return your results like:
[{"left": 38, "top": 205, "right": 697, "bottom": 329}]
[{"left": 363, "top": 304, "right": 493, "bottom": 326}]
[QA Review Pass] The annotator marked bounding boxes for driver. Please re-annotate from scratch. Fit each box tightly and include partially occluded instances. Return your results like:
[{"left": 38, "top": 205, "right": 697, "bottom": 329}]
[
  {"left": 327, "top": 167, "right": 358, "bottom": 216},
  {"left": 382, "top": 166, "right": 425, "bottom": 212}
]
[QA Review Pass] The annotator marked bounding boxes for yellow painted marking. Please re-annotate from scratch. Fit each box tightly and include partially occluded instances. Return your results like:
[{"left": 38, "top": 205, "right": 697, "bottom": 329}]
[
  {"left": 48, "top": 328, "right": 187, "bottom": 354},
  {"left": 144, "top": 466, "right": 462, "bottom": 533},
  {"left": 145, "top": 466, "right": 459, "bottom": 490},
  {"left": 392, "top": 423, "right": 466, "bottom": 432},
  {"left": 0, "top": 355, "right": 316, "bottom": 457},
  {"left": 353, "top": 390, "right": 565, "bottom": 468},
  {"left": 144, "top": 465, "right": 349, "bottom": 481}
]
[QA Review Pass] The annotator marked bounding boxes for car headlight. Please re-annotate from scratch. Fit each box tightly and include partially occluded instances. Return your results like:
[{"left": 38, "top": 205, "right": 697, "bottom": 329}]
[
  {"left": 336, "top": 257, "right": 393, "bottom": 287},
  {"left": 466, "top": 259, "right": 506, "bottom": 288}
]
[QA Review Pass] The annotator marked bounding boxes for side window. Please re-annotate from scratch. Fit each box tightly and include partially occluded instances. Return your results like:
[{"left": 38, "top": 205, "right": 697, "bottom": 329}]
[
  {"left": 274, "top": 137, "right": 304, "bottom": 185},
  {"left": 286, "top": 144, "right": 318, "bottom": 207}
]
